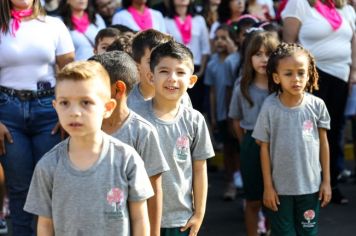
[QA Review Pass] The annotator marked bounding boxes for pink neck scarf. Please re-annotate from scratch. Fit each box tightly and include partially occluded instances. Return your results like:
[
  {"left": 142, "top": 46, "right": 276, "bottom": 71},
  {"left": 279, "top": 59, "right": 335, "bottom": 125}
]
[
  {"left": 10, "top": 9, "right": 33, "bottom": 36},
  {"left": 71, "top": 12, "right": 90, "bottom": 33},
  {"left": 174, "top": 15, "right": 192, "bottom": 45},
  {"left": 127, "top": 6, "right": 153, "bottom": 30},
  {"left": 315, "top": 0, "right": 342, "bottom": 31}
]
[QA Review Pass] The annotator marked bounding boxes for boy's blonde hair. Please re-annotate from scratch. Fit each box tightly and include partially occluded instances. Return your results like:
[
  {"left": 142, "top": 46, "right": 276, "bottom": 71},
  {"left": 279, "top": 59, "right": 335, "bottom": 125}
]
[{"left": 56, "top": 61, "right": 111, "bottom": 99}]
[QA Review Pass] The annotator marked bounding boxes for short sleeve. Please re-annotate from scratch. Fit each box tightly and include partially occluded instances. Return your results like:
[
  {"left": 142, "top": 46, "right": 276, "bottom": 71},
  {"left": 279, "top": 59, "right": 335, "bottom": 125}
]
[
  {"left": 198, "top": 16, "right": 211, "bottom": 55},
  {"left": 95, "top": 14, "right": 106, "bottom": 29},
  {"left": 203, "top": 63, "right": 214, "bottom": 86},
  {"left": 252, "top": 101, "right": 270, "bottom": 143},
  {"left": 228, "top": 85, "right": 242, "bottom": 120},
  {"left": 154, "top": 10, "right": 167, "bottom": 33},
  {"left": 126, "top": 152, "right": 154, "bottom": 202},
  {"left": 52, "top": 17, "right": 74, "bottom": 56},
  {"left": 191, "top": 112, "right": 215, "bottom": 160},
  {"left": 317, "top": 100, "right": 331, "bottom": 130},
  {"left": 24, "top": 160, "right": 54, "bottom": 218},
  {"left": 281, "top": 0, "right": 310, "bottom": 22}
]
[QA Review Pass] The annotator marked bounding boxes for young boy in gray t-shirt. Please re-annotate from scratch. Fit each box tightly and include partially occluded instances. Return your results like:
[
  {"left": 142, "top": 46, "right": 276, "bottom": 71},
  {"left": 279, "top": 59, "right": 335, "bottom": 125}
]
[
  {"left": 132, "top": 41, "right": 215, "bottom": 236},
  {"left": 24, "top": 61, "right": 153, "bottom": 236},
  {"left": 89, "top": 51, "right": 169, "bottom": 236}
]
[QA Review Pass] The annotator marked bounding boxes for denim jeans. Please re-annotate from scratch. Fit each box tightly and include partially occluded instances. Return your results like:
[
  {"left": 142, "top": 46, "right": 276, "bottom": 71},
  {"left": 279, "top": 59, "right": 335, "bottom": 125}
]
[{"left": 0, "top": 91, "right": 61, "bottom": 236}]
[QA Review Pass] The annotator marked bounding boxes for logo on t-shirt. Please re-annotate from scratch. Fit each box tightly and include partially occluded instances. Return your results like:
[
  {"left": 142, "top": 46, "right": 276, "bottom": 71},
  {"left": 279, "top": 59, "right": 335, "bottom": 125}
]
[
  {"left": 105, "top": 187, "right": 124, "bottom": 219},
  {"left": 175, "top": 135, "right": 190, "bottom": 160},
  {"left": 302, "top": 120, "right": 314, "bottom": 137},
  {"left": 301, "top": 209, "right": 316, "bottom": 228}
]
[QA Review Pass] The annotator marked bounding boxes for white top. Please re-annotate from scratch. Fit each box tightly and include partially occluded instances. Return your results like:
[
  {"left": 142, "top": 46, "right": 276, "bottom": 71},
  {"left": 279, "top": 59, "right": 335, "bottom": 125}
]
[
  {"left": 282, "top": 0, "right": 356, "bottom": 82},
  {"left": 165, "top": 15, "right": 211, "bottom": 66},
  {"left": 112, "top": 8, "right": 167, "bottom": 33},
  {"left": 0, "top": 16, "right": 74, "bottom": 90},
  {"left": 67, "top": 14, "right": 106, "bottom": 61}
]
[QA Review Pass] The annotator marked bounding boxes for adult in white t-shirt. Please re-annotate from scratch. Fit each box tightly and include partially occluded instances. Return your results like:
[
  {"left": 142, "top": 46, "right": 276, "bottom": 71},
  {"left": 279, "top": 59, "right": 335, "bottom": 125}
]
[
  {"left": 282, "top": 0, "right": 356, "bottom": 205},
  {"left": 59, "top": 0, "right": 106, "bottom": 61},
  {"left": 112, "top": 0, "right": 166, "bottom": 33},
  {"left": 0, "top": 0, "right": 74, "bottom": 234}
]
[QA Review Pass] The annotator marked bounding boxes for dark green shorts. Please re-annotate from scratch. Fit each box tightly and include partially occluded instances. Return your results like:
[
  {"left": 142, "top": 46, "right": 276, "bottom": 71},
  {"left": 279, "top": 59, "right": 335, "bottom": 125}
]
[
  {"left": 240, "top": 131, "right": 263, "bottom": 200},
  {"left": 266, "top": 192, "right": 320, "bottom": 236},
  {"left": 161, "top": 228, "right": 190, "bottom": 236}
]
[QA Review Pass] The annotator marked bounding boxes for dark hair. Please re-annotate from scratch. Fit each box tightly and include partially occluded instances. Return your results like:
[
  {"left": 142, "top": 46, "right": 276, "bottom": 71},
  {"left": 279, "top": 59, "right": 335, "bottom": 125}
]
[
  {"left": 110, "top": 24, "right": 137, "bottom": 34},
  {"left": 106, "top": 35, "right": 132, "bottom": 54},
  {"left": 266, "top": 42, "right": 319, "bottom": 94},
  {"left": 58, "top": 0, "right": 97, "bottom": 30},
  {"left": 88, "top": 50, "right": 138, "bottom": 94},
  {"left": 150, "top": 40, "right": 194, "bottom": 72},
  {"left": 94, "top": 27, "right": 121, "bottom": 48},
  {"left": 121, "top": 0, "right": 133, "bottom": 9},
  {"left": 240, "top": 31, "right": 279, "bottom": 106},
  {"left": 215, "top": 23, "right": 236, "bottom": 44},
  {"left": 253, "top": 21, "right": 282, "bottom": 40},
  {"left": 166, "top": 0, "right": 196, "bottom": 18},
  {"left": 1, "top": 0, "right": 45, "bottom": 34},
  {"left": 217, "top": 0, "right": 248, "bottom": 23},
  {"left": 131, "top": 29, "right": 173, "bottom": 63}
]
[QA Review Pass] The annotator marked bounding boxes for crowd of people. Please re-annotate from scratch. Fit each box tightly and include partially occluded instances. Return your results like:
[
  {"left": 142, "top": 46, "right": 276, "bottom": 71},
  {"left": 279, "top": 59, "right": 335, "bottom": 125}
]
[{"left": 0, "top": 0, "right": 355, "bottom": 235}]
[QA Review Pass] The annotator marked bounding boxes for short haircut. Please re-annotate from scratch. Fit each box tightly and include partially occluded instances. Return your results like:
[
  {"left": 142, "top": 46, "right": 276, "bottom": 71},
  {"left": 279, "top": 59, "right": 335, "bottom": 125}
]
[
  {"left": 88, "top": 51, "right": 138, "bottom": 94},
  {"left": 150, "top": 40, "right": 194, "bottom": 72},
  {"left": 131, "top": 29, "right": 173, "bottom": 63},
  {"left": 94, "top": 27, "right": 121, "bottom": 48},
  {"left": 110, "top": 24, "right": 136, "bottom": 34},
  {"left": 106, "top": 35, "right": 132, "bottom": 54},
  {"left": 56, "top": 61, "right": 111, "bottom": 99}
]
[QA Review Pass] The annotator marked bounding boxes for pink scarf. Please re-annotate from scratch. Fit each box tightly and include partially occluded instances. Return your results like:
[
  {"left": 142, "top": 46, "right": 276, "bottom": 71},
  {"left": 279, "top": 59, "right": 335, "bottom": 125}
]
[
  {"left": 127, "top": 6, "right": 153, "bottom": 30},
  {"left": 174, "top": 15, "right": 192, "bottom": 45},
  {"left": 315, "top": 0, "right": 342, "bottom": 31},
  {"left": 10, "top": 9, "right": 33, "bottom": 36},
  {"left": 71, "top": 12, "right": 90, "bottom": 33}
]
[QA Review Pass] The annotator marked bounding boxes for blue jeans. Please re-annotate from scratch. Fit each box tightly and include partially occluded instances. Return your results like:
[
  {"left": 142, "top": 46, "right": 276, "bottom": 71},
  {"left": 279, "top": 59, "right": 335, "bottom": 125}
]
[{"left": 0, "top": 91, "right": 60, "bottom": 236}]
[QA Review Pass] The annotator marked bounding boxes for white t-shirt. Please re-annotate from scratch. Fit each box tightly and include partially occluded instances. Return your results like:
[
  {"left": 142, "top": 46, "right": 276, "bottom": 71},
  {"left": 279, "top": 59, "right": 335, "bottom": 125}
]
[
  {"left": 68, "top": 14, "right": 106, "bottom": 61},
  {"left": 165, "top": 15, "right": 210, "bottom": 66},
  {"left": 112, "top": 8, "right": 167, "bottom": 33},
  {"left": 0, "top": 16, "right": 74, "bottom": 90},
  {"left": 282, "top": 0, "right": 356, "bottom": 82}
]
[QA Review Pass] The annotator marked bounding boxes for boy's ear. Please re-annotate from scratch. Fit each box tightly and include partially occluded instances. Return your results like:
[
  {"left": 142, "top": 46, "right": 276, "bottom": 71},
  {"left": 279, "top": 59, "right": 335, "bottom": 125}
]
[
  {"left": 103, "top": 99, "right": 117, "bottom": 119},
  {"left": 146, "top": 71, "right": 154, "bottom": 85},
  {"left": 93, "top": 47, "right": 98, "bottom": 55},
  {"left": 52, "top": 99, "right": 57, "bottom": 111},
  {"left": 114, "top": 81, "right": 127, "bottom": 99},
  {"left": 188, "top": 75, "right": 198, "bottom": 89},
  {"left": 272, "top": 73, "right": 280, "bottom": 84}
]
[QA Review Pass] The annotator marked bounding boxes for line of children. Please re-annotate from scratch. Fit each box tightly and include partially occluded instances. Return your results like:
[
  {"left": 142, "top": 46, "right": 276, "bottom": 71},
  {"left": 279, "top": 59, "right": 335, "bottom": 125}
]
[
  {"left": 24, "top": 61, "right": 153, "bottom": 235},
  {"left": 229, "top": 30, "right": 279, "bottom": 236},
  {"left": 131, "top": 40, "right": 215, "bottom": 236},
  {"left": 253, "top": 43, "right": 331, "bottom": 235},
  {"left": 89, "top": 51, "right": 169, "bottom": 236},
  {"left": 204, "top": 23, "right": 241, "bottom": 201}
]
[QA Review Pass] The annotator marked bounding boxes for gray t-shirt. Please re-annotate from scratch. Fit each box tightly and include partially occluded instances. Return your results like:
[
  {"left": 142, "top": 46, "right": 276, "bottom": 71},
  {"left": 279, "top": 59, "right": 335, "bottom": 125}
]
[
  {"left": 228, "top": 84, "right": 269, "bottom": 130},
  {"left": 135, "top": 100, "right": 215, "bottom": 227},
  {"left": 204, "top": 53, "right": 231, "bottom": 121},
  {"left": 111, "top": 110, "right": 169, "bottom": 177},
  {"left": 24, "top": 132, "right": 154, "bottom": 236},
  {"left": 224, "top": 51, "right": 241, "bottom": 86},
  {"left": 128, "top": 83, "right": 192, "bottom": 111},
  {"left": 252, "top": 93, "right": 330, "bottom": 195}
]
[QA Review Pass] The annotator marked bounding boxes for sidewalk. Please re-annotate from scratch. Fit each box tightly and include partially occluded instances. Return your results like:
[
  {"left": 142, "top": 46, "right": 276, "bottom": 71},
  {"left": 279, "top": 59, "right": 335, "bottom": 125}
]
[{"left": 200, "top": 169, "right": 356, "bottom": 236}]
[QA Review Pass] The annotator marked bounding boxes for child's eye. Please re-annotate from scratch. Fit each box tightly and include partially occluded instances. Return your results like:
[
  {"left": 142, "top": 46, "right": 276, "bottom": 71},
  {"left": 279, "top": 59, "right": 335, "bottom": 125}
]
[
  {"left": 177, "top": 71, "right": 186, "bottom": 75},
  {"left": 59, "top": 100, "right": 68, "bottom": 106},
  {"left": 81, "top": 100, "right": 93, "bottom": 106},
  {"left": 159, "top": 70, "right": 168, "bottom": 74}
]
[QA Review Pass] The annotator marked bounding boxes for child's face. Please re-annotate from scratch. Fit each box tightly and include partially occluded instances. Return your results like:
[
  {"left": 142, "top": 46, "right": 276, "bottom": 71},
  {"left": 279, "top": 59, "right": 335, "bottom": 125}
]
[
  {"left": 95, "top": 36, "right": 116, "bottom": 54},
  {"left": 272, "top": 52, "right": 310, "bottom": 96},
  {"left": 67, "top": 0, "right": 88, "bottom": 11},
  {"left": 214, "top": 29, "right": 230, "bottom": 54},
  {"left": 53, "top": 78, "right": 115, "bottom": 138},
  {"left": 230, "top": 0, "right": 245, "bottom": 15},
  {"left": 151, "top": 57, "right": 197, "bottom": 103},
  {"left": 251, "top": 45, "right": 269, "bottom": 76}
]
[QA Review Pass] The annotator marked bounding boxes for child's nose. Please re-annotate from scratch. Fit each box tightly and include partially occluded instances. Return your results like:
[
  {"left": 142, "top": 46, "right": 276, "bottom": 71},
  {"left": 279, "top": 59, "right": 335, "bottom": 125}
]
[{"left": 69, "top": 105, "right": 81, "bottom": 117}]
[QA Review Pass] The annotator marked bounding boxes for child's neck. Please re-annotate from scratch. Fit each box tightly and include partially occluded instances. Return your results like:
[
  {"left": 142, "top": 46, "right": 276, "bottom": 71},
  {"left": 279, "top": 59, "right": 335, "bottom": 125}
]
[
  {"left": 102, "top": 102, "right": 130, "bottom": 134},
  {"left": 71, "top": 9, "right": 85, "bottom": 18},
  {"left": 68, "top": 131, "right": 103, "bottom": 170},
  {"left": 152, "top": 97, "right": 180, "bottom": 121},
  {"left": 279, "top": 92, "right": 305, "bottom": 108},
  {"left": 218, "top": 52, "right": 228, "bottom": 61},
  {"left": 139, "top": 82, "right": 155, "bottom": 100},
  {"left": 253, "top": 73, "right": 268, "bottom": 90}
]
